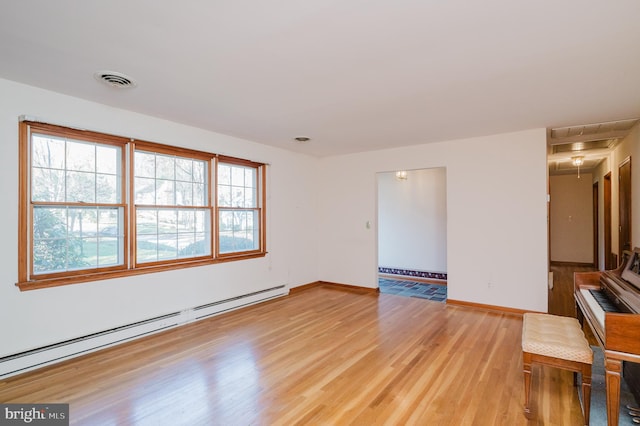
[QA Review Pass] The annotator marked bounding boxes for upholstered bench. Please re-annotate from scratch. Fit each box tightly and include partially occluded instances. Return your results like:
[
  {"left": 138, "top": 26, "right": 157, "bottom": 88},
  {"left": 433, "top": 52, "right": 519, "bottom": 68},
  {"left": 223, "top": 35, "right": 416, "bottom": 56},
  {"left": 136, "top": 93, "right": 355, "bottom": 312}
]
[{"left": 522, "top": 313, "right": 593, "bottom": 425}]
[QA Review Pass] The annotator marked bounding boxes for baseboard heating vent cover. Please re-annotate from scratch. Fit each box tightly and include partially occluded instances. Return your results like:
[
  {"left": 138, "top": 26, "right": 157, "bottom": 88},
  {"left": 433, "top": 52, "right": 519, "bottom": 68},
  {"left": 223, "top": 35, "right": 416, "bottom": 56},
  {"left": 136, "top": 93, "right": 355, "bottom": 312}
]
[{"left": 0, "top": 285, "right": 288, "bottom": 378}]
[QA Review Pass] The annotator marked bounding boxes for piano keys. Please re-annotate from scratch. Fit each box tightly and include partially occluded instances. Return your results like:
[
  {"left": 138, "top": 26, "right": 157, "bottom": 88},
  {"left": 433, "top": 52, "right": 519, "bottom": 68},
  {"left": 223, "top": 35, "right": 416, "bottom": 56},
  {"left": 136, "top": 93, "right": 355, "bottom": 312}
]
[
  {"left": 586, "top": 289, "right": 622, "bottom": 313},
  {"left": 578, "top": 288, "right": 607, "bottom": 329},
  {"left": 574, "top": 248, "right": 640, "bottom": 426}
]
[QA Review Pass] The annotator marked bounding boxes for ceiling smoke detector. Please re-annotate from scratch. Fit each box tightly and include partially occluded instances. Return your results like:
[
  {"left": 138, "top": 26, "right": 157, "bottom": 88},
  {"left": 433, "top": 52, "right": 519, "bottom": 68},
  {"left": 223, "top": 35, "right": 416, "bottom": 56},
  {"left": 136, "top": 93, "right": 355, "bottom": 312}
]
[{"left": 94, "top": 70, "right": 137, "bottom": 89}]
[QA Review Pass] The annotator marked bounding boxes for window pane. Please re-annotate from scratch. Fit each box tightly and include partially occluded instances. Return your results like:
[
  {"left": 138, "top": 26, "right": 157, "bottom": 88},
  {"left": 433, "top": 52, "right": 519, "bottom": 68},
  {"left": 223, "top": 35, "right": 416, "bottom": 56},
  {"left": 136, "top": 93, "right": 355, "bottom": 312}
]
[
  {"left": 135, "top": 152, "right": 156, "bottom": 178},
  {"left": 158, "top": 210, "right": 177, "bottom": 234},
  {"left": 218, "top": 185, "right": 231, "bottom": 207},
  {"left": 96, "top": 145, "right": 119, "bottom": 174},
  {"left": 231, "top": 167, "right": 245, "bottom": 186},
  {"left": 135, "top": 177, "right": 156, "bottom": 204},
  {"left": 245, "top": 168, "right": 256, "bottom": 187},
  {"left": 177, "top": 234, "right": 195, "bottom": 257},
  {"left": 194, "top": 210, "right": 206, "bottom": 233},
  {"left": 244, "top": 188, "right": 255, "bottom": 207},
  {"left": 137, "top": 209, "right": 178, "bottom": 263},
  {"left": 33, "top": 238, "right": 71, "bottom": 274},
  {"left": 137, "top": 234, "right": 159, "bottom": 263},
  {"left": 66, "top": 141, "right": 95, "bottom": 172},
  {"left": 176, "top": 181, "right": 193, "bottom": 206},
  {"left": 177, "top": 210, "right": 195, "bottom": 232},
  {"left": 136, "top": 208, "right": 210, "bottom": 263},
  {"left": 135, "top": 208, "right": 186, "bottom": 264},
  {"left": 156, "top": 155, "right": 175, "bottom": 180},
  {"left": 156, "top": 180, "right": 175, "bottom": 205},
  {"left": 193, "top": 161, "right": 205, "bottom": 183},
  {"left": 218, "top": 164, "right": 231, "bottom": 185},
  {"left": 97, "top": 236, "right": 120, "bottom": 266},
  {"left": 75, "top": 238, "right": 98, "bottom": 269},
  {"left": 218, "top": 210, "right": 259, "bottom": 254},
  {"left": 96, "top": 174, "right": 118, "bottom": 203},
  {"left": 66, "top": 171, "right": 96, "bottom": 203},
  {"left": 32, "top": 136, "right": 121, "bottom": 204},
  {"left": 96, "top": 209, "right": 124, "bottom": 267},
  {"left": 136, "top": 210, "right": 158, "bottom": 235},
  {"left": 68, "top": 207, "right": 97, "bottom": 237},
  {"left": 231, "top": 186, "right": 245, "bottom": 207},
  {"left": 33, "top": 206, "right": 123, "bottom": 274},
  {"left": 157, "top": 237, "right": 178, "bottom": 260},
  {"left": 218, "top": 163, "right": 257, "bottom": 210},
  {"left": 135, "top": 152, "right": 206, "bottom": 208},
  {"left": 175, "top": 158, "right": 193, "bottom": 182},
  {"left": 33, "top": 207, "right": 68, "bottom": 273},
  {"left": 179, "top": 232, "right": 209, "bottom": 258},
  {"left": 32, "top": 167, "right": 65, "bottom": 202},
  {"left": 32, "top": 135, "right": 65, "bottom": 169},
  {"left": 193, "top": 183, "right": 206, "bottom": 206}
]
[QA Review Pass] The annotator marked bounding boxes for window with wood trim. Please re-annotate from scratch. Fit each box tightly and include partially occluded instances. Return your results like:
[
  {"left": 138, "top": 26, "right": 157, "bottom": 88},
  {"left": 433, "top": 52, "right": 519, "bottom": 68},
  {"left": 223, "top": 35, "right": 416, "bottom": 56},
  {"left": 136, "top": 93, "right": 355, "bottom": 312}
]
[
  {"left": 216, "top": 158, "right": 265, "bottom": 256},
  {"left": 18, "top": 121, "right": 267, "bottom": 290},
  {"left": 133, "top": 145, "right": 213, "bottom": 265}
]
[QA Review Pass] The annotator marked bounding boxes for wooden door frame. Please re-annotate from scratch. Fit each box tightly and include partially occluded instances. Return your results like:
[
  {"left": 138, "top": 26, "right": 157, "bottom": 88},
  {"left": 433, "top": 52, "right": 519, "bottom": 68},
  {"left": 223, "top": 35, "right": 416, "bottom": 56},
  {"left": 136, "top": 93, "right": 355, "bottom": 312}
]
[
  {"left": 593, "top": 181, "right": 599, "bottom": 268},
  {"left": 604, "top": 172, "right": 613, "bottom": 269},
  {"left": 619, "top": 157, "right": 632, "bottom": 261}
]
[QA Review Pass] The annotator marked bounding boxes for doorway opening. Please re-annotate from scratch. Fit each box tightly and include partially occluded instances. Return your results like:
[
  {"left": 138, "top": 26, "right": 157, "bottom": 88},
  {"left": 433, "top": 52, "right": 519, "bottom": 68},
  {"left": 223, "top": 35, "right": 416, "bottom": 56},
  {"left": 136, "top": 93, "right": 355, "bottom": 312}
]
[
  {"left": 546, "top": 118, "right": 638, "bottom": 314},
  {"left": 376, "top": 168, "right": 447, "bottom": 302}
]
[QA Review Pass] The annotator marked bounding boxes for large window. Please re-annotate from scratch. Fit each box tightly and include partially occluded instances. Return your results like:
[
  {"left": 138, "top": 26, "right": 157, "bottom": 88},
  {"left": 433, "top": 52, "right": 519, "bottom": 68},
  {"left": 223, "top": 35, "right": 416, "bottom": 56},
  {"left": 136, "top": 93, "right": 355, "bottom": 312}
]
[{"left": 18, "top": 122, "right": 266, "bottom": 290}]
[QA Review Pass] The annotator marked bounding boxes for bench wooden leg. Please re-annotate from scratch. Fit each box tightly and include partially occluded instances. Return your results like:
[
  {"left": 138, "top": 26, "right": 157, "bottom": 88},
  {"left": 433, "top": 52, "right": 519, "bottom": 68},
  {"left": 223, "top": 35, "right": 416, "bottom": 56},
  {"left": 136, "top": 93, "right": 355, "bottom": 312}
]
[
  {"left": 523, "top": 352, "right": 533, "bottom": 418},
  {"left": 522, "top": 314, "right": 593, "bottom": 424},
  {"left": 523, "top": 352, "right": 592, "bottom": 424},
  {"left": 581, "top": 366, "right": 591, "bottom": 426}
]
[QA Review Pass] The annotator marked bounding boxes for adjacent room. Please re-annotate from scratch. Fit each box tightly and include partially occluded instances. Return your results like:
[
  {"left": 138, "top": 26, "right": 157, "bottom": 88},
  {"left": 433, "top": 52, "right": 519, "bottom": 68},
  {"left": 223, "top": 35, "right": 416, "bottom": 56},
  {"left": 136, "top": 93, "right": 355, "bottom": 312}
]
[
  {"left": 0, "top": 1, "right": 639, "bottom": 425},
  {"left": 377, "top": 168, "right": 448, "bottom": 302}
]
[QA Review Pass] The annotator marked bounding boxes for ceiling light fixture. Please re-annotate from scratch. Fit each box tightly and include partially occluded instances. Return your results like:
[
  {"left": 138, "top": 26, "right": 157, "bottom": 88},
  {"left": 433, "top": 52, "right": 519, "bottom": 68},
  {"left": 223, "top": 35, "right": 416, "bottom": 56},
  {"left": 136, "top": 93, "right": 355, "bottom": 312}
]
[
  {"left": 294, "top": 136, "right": 310, "bottom": 143},
  {"left": 395, "top": 170, "right": 408, "bottom": 181},
  {"left": 572, "top": 156, "right": 584, "bottom": 166},
  {"left": 572, "top": 155, "right": 584, "bottom": 179},
  {"left": 94, "top": 70, "right": 137, "bottom": 89}
]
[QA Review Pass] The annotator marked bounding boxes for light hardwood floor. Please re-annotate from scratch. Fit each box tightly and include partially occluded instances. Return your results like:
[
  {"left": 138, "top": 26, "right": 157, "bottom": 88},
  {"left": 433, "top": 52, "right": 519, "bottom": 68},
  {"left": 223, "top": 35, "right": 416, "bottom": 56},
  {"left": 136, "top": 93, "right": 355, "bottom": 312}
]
[{"left": 0, "top": 283, "right": 585, "bottom": 425}]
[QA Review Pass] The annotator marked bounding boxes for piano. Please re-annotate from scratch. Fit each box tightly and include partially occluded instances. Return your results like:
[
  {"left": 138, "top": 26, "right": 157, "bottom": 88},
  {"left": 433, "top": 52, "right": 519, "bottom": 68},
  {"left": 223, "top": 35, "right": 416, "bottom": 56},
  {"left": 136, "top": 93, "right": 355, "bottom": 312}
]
[{"left": 575, "top": 248, "right": 640, "bottom": 426}]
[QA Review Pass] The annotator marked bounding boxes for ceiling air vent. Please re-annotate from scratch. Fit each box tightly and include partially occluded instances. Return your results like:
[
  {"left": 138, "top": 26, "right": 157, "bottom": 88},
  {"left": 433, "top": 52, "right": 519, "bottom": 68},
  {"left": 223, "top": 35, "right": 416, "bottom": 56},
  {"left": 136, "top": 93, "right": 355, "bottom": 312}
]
[{"left": 94, "top": 70, "right": 137, "bottom": 89}]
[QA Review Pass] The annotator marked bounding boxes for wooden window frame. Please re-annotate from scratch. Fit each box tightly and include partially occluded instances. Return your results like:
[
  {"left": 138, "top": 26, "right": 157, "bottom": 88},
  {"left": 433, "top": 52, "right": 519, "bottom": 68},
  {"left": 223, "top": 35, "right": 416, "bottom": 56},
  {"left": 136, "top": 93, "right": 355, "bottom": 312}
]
[
  {"left": 17, "top": 122, "right": 267, "bottom": 291},
  {"left": 215, "top": 156, "right": 267, "bottom": 259},
  {"left": 131, "top": 141, "right": 216, "bottom": 268}
]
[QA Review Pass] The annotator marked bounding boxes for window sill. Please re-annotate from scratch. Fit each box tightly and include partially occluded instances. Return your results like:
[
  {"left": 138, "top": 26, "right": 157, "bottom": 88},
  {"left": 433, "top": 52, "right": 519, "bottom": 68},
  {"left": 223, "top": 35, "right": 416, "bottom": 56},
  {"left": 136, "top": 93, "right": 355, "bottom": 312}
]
[{"left": 16, "top": 252, "right": 267, "bottom": 291}]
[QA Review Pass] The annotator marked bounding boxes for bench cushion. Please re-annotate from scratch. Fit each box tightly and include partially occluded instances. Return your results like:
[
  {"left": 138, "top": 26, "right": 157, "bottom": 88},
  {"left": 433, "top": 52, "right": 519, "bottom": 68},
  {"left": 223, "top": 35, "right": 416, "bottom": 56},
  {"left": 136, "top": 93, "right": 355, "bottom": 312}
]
[{"left": 522, "top": 313, "right": 593, "bottom": 364}]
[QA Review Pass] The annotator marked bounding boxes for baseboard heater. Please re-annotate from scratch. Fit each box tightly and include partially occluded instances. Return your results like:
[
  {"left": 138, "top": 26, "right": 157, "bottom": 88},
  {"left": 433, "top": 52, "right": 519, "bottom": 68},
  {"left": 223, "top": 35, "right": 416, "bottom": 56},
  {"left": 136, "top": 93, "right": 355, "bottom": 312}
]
[{"left": 0, "top": 285, "right": 287, "bottom": 379}]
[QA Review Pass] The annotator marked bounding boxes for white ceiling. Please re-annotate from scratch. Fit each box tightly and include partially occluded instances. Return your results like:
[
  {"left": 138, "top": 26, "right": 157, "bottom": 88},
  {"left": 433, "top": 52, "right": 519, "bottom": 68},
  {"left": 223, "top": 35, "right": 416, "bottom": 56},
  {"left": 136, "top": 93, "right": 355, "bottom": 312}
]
[{"left": 1, "top": 1, "right": 639, "bottom": 157}]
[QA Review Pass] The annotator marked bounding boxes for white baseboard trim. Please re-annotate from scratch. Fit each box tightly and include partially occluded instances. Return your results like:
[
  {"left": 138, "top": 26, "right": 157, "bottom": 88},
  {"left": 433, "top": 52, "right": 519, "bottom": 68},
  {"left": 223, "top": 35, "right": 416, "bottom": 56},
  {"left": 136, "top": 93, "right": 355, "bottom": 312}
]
[{"left": 0, "top": 285, "right": 288, "bottom": 379}]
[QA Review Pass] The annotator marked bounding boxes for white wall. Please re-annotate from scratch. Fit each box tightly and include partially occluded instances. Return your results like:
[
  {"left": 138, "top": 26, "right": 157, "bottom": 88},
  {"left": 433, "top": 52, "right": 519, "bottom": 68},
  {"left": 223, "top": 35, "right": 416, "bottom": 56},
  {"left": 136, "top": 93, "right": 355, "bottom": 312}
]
[
  {"left": 0, "top": 77, "right": 551, "bottom": 357},
  {"left": 317, "top": 129, "right": 548, "bottom": 312},
  {"left": 0, "top": 78, "right": 319, "bottom": 357},
  {"left": 377, "top": 168, "right": 447, "bottom": 273},
  {"left": 549, "top": 174, "right": 593, "bottom": 263}
]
